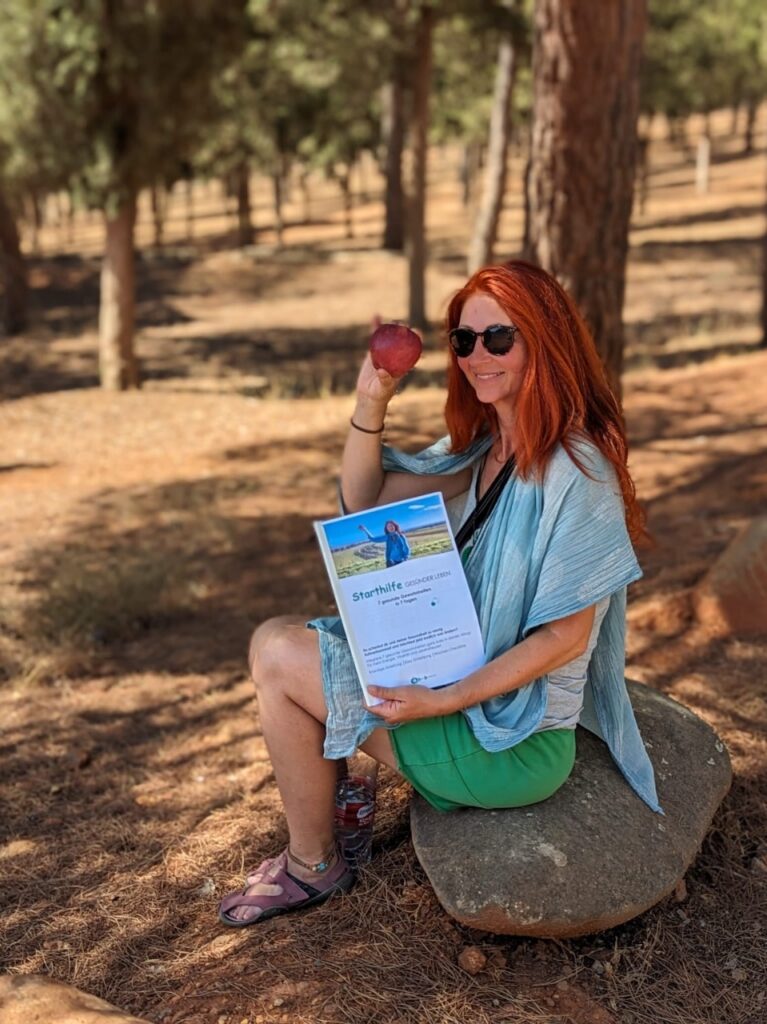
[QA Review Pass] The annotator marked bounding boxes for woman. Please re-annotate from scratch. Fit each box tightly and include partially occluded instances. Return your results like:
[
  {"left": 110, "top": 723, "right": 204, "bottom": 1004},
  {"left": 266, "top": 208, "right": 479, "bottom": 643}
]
[
  {"left": 357, "top": 519, "right": 411, "bottom": 567},
  {"left": 218, "top": 260, "right": 659, "bottom": 928}
]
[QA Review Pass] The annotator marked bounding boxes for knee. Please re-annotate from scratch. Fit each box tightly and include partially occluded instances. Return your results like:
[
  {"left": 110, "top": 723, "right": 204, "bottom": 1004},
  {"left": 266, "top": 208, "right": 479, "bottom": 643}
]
[{"left": 247, "top": 617, "right": 297, "bottom": 691}]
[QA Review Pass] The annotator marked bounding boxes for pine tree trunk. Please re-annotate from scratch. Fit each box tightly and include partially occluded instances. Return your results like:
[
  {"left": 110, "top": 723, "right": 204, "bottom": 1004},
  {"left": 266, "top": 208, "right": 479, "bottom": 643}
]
[
  {"left": 467, "top": 31, "right": 517, "bottom": 274},
  {"left": 339, "top": 170, "right": 353, "bottom": 239},
  {"left": 524, "top": 0, "right": 647, "bottom": 393},
  {"left": 381, "top": 76, "right": 406, "bottom": 251},
  {"left": 406, "top": 5, "right": 433, "bottom": 329},
  {"left": 150, "top": 183, "right": 165, "bottom": 247},
  {"left": 29, "top": 189, "right": 43, "bottom": 255},
  {"left": 635, "top": 135, "right": 650, "bottom": 214},
  {"left": 0, "top": 187, "right": 28, "bottom": 336},
  {"left": 300, "top": 170, "right": 312, "bottom": 223},
  {"left": 99, "top": 196, "right": 139, "bottom": 390},
  {"left": 761, "top": 173, "right": 767, "bottom": 349},
  {"left": 695, "top": 126, "right": 711, "bottom": 195},
  {"left": 185, "top": 180, "right": 195, "bottom": 239},
  {"left": 236, "top": 161, "right": 254, "bottom": 246},
  {"left": 744, "top": 96, "right": 758, "bottom": 155},
  {"left": 272, "top": 171, "right": 284, "bottom": 246}
]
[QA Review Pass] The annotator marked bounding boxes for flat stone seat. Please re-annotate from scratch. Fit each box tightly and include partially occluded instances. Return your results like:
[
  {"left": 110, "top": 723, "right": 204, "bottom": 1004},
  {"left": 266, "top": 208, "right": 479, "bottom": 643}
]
[{"left": 410, "top": 682, "right": 732, "bottom": 938}]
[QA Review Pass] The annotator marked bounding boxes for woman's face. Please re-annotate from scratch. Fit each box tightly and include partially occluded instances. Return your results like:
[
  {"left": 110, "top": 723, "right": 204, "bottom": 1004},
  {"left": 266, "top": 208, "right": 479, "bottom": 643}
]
[
  {"left": 455, "top": 293, "right": 529, "bottom": 414},
  {"left": 385, "top": 521, "right": 396, "bottom": 533}
]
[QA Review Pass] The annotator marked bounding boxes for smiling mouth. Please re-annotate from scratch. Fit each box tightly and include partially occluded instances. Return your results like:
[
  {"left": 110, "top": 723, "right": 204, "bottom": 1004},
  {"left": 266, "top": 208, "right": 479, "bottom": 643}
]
[{"left": 473, "top": 370, "right": 504, "bottom": 380}]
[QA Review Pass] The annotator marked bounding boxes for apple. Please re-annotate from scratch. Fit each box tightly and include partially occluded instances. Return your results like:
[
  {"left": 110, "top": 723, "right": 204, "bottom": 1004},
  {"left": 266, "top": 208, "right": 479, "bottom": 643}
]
[{"left": 369, "top": 322, "right": 422, "bottom": 376}]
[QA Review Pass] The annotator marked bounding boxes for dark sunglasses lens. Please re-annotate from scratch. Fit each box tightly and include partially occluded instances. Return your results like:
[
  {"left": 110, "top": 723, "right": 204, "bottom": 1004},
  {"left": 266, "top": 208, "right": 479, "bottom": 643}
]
[
  {"left": 449, "top": 328, "right": 477, "bottom": 356},
  {"left": 484, "top": 325, "right": 517, "bottom": 354}
]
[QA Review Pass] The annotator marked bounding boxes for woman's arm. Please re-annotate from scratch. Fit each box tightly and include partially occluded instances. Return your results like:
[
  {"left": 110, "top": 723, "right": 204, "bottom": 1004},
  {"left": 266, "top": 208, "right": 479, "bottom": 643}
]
[
  {"left": 340, "top": 354, "right": 472, "bottom": 513},
  {"left": 367, "top": 604, "right": 596, "bottom": 724}
]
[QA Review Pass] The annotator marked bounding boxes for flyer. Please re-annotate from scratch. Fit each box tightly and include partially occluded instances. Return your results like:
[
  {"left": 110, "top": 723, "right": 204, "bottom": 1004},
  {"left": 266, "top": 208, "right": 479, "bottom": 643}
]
[{"left": 314, "top": 492, "right": 486, "bottom": 707}]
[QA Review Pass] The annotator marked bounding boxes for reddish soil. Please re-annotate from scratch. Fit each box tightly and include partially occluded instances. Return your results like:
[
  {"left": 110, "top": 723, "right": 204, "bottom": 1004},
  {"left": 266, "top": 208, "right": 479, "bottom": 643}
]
[{"left": 1, "top": 110, "right": 766, "bottom": 1024}]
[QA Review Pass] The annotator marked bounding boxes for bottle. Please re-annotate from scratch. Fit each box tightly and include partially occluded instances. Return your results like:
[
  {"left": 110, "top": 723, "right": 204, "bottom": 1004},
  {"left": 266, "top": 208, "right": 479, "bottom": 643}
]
[{"left": 334, "top": 773, "right": 376, "bottom": 870}]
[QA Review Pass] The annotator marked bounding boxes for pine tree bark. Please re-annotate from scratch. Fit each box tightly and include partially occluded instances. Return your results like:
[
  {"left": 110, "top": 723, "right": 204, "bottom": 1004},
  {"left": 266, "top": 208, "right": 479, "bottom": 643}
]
[
  {"left": 339, "top": 170, "right": 353, "bottom": 239},
  {"left": 0, "top": 187, "right": 28, "bottom": 336},
  {"left": 761, "top": 173, "right": 767, "bottom": 349},
  {"left": 150, "top": 183, "right": 165, "bottom": 247},
  {"left": 406, "top": 4, "right": 433, "bottom": 329},
  {"left": 272, "top": 171, "right": 284, "bottom": 246},
  {"left": 525, "top": 0, "right": 647, "bottom": 392},
  {"left": 381, "top": 75, "right": 406, "bottom": 250},
  {"left": 744, "top": 96, "right": 758, "bottom": 156},
  {"left": 99, "top": 195, "right": 140, "bottom": 390},
  {"left": 467, "top": 31, "right": 517, "bottom": 274},
  {"left": 236, "top": 160, "right": 254, "bottom": 246}
]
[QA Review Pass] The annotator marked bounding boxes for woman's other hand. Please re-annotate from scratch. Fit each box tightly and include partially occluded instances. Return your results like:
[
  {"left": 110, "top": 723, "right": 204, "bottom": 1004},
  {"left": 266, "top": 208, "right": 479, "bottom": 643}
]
[{"left": 366, "top": 684, "right": 453, "bottom": 724}]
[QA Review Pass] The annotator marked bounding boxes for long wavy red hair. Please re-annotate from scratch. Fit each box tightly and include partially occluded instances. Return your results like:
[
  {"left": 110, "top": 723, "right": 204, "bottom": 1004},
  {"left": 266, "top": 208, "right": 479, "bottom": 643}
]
[{"left": 444, "top": 260, "right": 646, "bottom": 544}]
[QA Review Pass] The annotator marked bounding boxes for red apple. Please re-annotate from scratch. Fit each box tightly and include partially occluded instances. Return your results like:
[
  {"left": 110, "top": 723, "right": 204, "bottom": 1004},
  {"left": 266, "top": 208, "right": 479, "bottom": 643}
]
[{"left": 369, "top": 322, "right": 422, "bottom": 376}]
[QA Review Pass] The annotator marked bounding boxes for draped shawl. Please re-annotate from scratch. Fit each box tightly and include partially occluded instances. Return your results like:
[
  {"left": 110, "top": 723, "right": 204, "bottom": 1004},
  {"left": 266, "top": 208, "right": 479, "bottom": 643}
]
[{"left": 309, "top": 434, "right": 661, "bottom": 813}]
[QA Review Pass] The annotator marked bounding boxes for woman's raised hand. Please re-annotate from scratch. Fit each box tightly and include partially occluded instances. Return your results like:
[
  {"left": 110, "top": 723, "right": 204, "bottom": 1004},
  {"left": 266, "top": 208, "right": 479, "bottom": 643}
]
[{"left": 355, "top": 352, "right": 399, "bottom": 407}]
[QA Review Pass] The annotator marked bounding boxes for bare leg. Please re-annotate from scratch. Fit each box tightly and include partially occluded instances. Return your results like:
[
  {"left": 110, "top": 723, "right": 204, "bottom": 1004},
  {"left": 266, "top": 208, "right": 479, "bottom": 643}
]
[{"left": 224, "top": 616, "right": 398, "bottom": 922}]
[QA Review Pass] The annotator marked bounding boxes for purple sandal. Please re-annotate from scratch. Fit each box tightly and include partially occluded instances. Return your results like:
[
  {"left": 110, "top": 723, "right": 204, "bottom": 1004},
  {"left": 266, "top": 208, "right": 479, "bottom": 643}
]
[{"left": 218, "top": 849, "right": 354, "bottom": 928}]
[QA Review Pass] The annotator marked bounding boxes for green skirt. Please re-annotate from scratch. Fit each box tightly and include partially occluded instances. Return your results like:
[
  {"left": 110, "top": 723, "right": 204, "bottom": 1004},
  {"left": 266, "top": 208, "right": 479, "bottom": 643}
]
[{"left": 389, "top": 711, "right": 576, "bottom": 813}]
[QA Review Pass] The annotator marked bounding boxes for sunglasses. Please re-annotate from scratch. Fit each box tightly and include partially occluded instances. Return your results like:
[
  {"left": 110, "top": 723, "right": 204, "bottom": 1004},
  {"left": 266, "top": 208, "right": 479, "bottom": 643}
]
[{"left": 448, "top": 323, "right": 520, "bottom": 358}]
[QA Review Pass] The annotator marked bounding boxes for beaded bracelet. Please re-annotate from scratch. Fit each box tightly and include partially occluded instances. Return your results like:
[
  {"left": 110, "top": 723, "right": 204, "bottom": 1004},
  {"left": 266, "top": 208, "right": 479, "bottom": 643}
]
[{"left": 350, "top": 417, "right": 384, "bottom": 434}]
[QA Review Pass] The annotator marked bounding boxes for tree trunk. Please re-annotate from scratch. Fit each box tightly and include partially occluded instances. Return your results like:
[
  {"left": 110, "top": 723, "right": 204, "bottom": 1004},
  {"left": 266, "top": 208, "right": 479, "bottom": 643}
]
[
  {"left": 744, "top": 96, "right": 758, "bottom": 156},
  {"left": 761, "top": 172, "right": 767, "bottom": 349},
  {"left": 66, "top": 191, "right": 76, "bottom": 244},
  {"left": 339, "top": 170, "right": 353, "bottom": 239},
  {"left": 272, "top": 171, "right": 284, "bottom": 246},
  {"left": 635, "top": 132, "right": 650, "bottom": 214},
  {"left": 299, "top": 170, "right": 312, "bottom": 223},
  {"left": 0, "top": 187, "right": 28, "bottom": 336},
  {"left": 99, "top": 196, "right": 139, "bottom": 390},
  {"left": 236, "top": 160, "right": 254, "bottom": 246},
  {"left": 150, "top": 183, "right": 165, "bottom": 247},
  {"left": 695, "top": 124, "right": 711, "bottom": 195},
  {"left": 381, "top": 75, "right": 406, "bottom": 250},
  {"left": 29, "top": 189, "right": 43, "bottom": 255},
  {"left": 467, "top": 30, "right": 517, "bottom": 274},
  {"left": 406, "top": 5, "right": 433, "bottom": 329},
  {"left": 524, "top": 0, "right": 647, "bottom": 393},
  {"left": 185, "top": 179, "right": 195, "bottom": 239}
]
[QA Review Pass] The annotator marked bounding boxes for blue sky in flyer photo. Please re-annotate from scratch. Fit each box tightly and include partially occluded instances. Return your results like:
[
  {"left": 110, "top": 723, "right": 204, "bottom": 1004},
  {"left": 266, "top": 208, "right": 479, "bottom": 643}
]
[{"left": 321, "top": 495, "right": 450, "bottom": 552}]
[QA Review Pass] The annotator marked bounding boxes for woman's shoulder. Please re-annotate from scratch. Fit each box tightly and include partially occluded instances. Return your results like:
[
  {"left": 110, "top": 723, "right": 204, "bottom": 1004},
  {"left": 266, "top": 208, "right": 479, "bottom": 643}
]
[{"left": 546, "top": 435, "right": 615, "bottom": 488}]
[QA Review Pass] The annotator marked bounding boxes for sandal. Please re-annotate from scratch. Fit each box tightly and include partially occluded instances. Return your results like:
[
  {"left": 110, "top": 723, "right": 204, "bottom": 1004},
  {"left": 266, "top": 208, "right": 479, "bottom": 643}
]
[{"left": 218, "top": 848, "right": 354, "bottom": 928}]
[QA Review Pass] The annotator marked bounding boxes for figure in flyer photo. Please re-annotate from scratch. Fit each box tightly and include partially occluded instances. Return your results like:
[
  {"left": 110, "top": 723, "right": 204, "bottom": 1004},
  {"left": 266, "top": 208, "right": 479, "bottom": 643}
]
[
  {"left": 218, "top": 260, "right": 659, "bottom": 929},
  {"left": 357, "top": 519, "right": 411, "bottom": 567}
]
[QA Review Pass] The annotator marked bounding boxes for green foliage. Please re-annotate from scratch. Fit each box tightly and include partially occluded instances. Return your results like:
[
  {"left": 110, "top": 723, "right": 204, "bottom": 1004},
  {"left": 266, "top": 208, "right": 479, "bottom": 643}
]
[
  {"left": 431, "top": 1, "right": 532, "bottom": 147},
  {"left": 200, "top": 0, "right": 401, "bottom": 184},
  {"left": 0, "top": 0, "right": 247, "bottom": 210},
  {"left": 643, "top": 0, "right": 767, "bottom": 117}
]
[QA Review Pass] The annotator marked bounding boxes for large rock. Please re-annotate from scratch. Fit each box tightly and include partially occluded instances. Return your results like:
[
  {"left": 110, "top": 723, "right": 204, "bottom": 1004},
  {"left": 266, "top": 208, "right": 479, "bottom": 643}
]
[
  {"left": 694, "top": 516, "right": 767, "bottom": 636},
  {"left": 410, "top": 682, "right": 731, "bottom": 937},
  {"left": 0, "top": 975, "right": 150, "bottom": 1024}
]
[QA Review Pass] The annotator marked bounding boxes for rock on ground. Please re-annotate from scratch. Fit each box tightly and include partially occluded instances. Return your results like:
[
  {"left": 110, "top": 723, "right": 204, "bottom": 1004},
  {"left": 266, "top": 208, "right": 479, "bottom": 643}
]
[
  {"left": 410, "top": 682, "right": 732, "bottom": 937},
  {"left": 694, "top": 516, "right": 767, "bottom": 636},
  {"left": 0, "top": 975, "right": 150, "bottom": 1024}
]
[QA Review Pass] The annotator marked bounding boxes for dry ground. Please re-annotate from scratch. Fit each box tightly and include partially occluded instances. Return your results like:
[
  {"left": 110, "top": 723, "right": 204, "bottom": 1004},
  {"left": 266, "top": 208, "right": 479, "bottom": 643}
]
[{"left": 1, "top": 110, "right": 766, "bottom": 1024}]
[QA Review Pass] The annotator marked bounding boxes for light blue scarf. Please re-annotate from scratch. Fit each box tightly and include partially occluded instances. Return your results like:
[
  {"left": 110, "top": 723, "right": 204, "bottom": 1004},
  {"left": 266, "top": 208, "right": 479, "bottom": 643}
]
[{"left": 309, "top": 434, "right": 661, "bottom": 813}]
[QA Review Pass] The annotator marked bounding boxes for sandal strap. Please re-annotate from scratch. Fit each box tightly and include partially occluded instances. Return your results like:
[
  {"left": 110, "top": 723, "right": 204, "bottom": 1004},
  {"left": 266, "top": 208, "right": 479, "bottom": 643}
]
[{"left": 219, "top": 848, "right": 351, "bottom": 921}]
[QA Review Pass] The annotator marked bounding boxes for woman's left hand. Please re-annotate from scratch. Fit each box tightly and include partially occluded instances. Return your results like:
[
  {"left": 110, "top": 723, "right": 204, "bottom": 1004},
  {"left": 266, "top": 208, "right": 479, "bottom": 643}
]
[{"left": 366, "top": 684, "right": 453, "bottom": 724}]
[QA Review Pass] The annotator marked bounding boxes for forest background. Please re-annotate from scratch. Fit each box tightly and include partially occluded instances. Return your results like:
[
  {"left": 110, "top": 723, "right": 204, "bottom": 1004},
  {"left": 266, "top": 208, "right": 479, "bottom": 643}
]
[{"left": 1, "top": 1, "right": 766, "bottom": 1023}]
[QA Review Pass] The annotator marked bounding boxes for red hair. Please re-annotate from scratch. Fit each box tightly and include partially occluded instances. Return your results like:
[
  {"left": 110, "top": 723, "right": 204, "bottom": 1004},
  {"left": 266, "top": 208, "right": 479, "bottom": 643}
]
[{"left": 444, "top": 260, "right": 646, "bottom": 544}]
